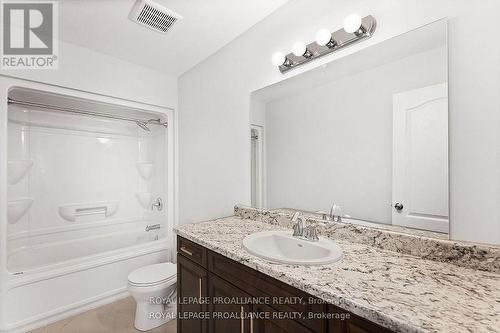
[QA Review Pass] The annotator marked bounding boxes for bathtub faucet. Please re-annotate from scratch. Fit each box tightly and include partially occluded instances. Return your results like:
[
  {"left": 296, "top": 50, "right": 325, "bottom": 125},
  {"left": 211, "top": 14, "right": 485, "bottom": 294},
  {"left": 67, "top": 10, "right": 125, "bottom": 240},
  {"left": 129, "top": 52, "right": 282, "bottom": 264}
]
[
  {"left": 151, "top": 197, "right": 163, "bottom": 211},
  {"left": 146, "top": 224, "right": 161, "bottom": 232}
]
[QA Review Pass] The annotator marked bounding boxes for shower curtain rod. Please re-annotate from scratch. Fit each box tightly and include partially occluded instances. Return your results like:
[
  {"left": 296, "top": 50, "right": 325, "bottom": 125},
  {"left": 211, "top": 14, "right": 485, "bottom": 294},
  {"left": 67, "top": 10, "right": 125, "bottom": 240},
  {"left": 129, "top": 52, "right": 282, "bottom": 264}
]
[{"left": 7, "top": 97, "right": 168, "bottom": 127}]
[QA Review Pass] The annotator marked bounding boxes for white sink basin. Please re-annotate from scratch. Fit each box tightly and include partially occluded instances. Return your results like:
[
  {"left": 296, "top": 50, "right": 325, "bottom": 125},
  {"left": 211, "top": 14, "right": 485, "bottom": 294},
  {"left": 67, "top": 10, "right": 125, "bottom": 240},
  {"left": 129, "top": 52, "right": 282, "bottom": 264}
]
[{"left": 242, "top": 231, "right": 342, "bottom": 265}]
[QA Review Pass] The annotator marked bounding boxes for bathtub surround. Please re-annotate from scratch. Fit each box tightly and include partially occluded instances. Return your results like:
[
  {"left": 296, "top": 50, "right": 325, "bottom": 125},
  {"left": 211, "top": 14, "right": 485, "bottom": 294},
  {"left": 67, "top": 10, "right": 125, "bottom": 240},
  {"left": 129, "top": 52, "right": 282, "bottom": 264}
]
[
  {"left": 175, "top": 216, "right": 500, "bottom": 333},
  {"left": 6, "top": 87, "right": 169, "bottom": 272},
  {"left": 234, "top": 205, "right": 500, "bottom": 274},
  {"left": 0, "top": 84, "right": 175, "bottom": 333}
]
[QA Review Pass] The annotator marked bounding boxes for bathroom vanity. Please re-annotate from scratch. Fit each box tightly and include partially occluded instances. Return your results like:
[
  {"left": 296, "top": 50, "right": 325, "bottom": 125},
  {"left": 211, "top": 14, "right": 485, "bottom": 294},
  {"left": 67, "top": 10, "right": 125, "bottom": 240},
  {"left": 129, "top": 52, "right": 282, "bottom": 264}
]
[
  {"left": 175, "top": 207, "right": 500, "bottom": 333},
  {"left": 177, "top": 235, "right": 392, "bottom": 333}
]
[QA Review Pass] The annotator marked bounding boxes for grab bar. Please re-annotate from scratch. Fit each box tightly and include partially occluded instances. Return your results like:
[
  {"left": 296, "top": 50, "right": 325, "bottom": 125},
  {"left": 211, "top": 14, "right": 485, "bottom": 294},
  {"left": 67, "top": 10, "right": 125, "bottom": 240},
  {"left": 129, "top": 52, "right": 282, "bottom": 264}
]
[
  {"left": 75, "top": 206, "right": 107, "bottom": 216},
  {"left": 58, "top": 201, "right": 118, "bottom": 222}
]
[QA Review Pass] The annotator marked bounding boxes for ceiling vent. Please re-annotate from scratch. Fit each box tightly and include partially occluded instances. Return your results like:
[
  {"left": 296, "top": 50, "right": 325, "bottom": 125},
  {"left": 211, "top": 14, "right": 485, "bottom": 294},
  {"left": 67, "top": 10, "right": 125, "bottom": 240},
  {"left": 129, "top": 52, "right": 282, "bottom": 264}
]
[{"left": 129, "top": 0, "right": 182, "bottom": 34}]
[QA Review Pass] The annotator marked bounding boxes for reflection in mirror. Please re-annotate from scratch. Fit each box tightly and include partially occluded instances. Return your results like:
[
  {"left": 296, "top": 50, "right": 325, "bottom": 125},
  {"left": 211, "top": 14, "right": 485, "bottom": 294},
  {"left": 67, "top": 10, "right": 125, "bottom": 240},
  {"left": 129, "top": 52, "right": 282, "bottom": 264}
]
[{"left": 250, "top": 20, "right": 448, "bottom": 237}]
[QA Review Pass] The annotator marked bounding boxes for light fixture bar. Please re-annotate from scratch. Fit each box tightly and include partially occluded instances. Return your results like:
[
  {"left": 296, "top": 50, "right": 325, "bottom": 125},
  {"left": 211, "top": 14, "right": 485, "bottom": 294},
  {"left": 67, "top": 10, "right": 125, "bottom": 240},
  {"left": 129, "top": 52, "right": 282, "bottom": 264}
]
[{"left": 277, "top": 15, "right": 376, "bottom": 74}]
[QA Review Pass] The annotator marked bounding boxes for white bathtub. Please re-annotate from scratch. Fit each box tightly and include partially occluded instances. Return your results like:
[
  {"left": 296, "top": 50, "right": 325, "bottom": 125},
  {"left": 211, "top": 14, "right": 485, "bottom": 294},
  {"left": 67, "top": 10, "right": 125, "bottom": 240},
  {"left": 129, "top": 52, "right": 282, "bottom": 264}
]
[
  {"left": 7, "top": 226, "right": 162, "bottom": 273},
  {"left": 0, "top": 225, "right": 171, "bottom": 333}
]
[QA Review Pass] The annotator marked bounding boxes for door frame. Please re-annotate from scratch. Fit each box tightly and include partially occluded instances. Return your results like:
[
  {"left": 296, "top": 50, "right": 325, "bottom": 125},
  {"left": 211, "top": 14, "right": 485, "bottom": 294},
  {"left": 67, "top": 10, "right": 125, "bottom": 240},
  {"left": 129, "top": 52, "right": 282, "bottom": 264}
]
[{"left": 250, "top": 124, "right": 265, "bottom": 209}]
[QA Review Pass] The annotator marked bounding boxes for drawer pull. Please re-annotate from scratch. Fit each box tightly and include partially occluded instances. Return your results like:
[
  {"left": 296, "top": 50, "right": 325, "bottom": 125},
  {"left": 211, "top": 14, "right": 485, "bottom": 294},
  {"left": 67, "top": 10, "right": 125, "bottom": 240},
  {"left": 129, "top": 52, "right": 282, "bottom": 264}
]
[
  {"left": 240, "top": 306, "right": 244, "bottom": 333},
  {"left": 198, "top": 277, "right": 202, "bottom": 299},
  {"left": 180, "top": 246, "right": 193, "bottom": 256},
  {"left": 250, "top": 313, "right": 254, "bottom": 333}
]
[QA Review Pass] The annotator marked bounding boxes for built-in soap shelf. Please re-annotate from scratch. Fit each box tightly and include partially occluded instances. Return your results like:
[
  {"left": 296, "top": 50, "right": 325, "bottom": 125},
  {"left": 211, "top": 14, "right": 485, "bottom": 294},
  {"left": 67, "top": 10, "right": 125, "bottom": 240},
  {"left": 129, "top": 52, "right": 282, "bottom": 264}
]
[
  {"left": 8, "top": 160, "right": 33, "bottom": 185},
  {"left": 136, "top": 192, "right": 152, "bottom": 209},
  {"left": 8, "top": 198, "right": 34, "bottom": 224},
  {"left": 58, "top": 201, "right": 119, "bottom": 222},
  {"left": 136, "top": 163, "right": 153, "bottom": 180}
]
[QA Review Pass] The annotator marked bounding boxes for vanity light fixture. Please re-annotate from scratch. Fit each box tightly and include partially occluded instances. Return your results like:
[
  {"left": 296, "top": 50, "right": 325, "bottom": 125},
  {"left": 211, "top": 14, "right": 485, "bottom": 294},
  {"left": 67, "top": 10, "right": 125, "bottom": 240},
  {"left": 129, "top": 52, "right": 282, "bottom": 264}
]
[{"left": 272, "top": 14, "right": 376, "bottom": 74}]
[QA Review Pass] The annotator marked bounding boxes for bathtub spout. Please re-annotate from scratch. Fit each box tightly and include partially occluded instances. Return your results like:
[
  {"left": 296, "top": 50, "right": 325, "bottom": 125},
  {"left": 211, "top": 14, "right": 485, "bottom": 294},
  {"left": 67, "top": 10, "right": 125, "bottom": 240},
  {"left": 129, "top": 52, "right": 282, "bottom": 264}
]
[{"left": 145, "top": 224, "right": 161, "bottom": 232}]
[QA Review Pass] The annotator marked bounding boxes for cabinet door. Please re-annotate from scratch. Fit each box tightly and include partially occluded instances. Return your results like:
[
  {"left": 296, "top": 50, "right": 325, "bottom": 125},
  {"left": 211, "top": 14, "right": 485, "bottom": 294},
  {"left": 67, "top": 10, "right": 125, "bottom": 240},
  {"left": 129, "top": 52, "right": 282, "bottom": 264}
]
[
  {"left": 253, "top": 304, "right": 315, "bottom": 333},
  {"left": 208, "top": 274, "right": 252, "bottom": 333},
  {"left": 178, "top": 255, "right": 208, "bottom": 333}
]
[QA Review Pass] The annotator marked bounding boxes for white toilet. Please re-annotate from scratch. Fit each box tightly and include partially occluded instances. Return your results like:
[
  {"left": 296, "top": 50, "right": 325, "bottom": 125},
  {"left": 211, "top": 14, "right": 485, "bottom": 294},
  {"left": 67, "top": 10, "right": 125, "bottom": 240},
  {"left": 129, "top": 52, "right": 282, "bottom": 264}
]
[{"left": 128, "top": 262, "right": 177, "bottom": 331}]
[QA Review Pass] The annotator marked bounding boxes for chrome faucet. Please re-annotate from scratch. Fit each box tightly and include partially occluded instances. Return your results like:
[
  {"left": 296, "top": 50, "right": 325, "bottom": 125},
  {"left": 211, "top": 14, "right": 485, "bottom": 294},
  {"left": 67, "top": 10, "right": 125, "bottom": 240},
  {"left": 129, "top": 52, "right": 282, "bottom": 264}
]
[
  {"left": 329, "top": 204, "right": 342, "bottom": 223},
  {"left": 145, "top": 224, "right": 161, "bottom": 232},
  {"left": 315, "top": 210, "right": 328, "bottom": 220},
  {"left": 304, "top": 225, "right": 319, "bottom": 242},
  {"left": 291, "top": 213, "right": 319, "bottom": 242},
  {"left": 292, "top": 213, "right": 305, "bottom": 237}
]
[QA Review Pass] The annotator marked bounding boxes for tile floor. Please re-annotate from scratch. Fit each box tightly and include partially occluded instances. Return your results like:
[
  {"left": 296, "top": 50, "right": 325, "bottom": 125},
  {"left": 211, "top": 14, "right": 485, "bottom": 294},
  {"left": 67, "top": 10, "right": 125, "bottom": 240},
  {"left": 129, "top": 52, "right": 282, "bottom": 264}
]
[{"left": 29, "top": 297, "right": 176, "bottom": 333}]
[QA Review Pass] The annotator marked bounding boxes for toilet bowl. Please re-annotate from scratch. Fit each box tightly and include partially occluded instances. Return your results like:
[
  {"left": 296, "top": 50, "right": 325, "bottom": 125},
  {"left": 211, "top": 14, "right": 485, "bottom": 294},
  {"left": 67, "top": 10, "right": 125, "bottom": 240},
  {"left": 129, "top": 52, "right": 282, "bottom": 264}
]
[{"left": 128, "top": 262, "right": 177, "bottom": 331}]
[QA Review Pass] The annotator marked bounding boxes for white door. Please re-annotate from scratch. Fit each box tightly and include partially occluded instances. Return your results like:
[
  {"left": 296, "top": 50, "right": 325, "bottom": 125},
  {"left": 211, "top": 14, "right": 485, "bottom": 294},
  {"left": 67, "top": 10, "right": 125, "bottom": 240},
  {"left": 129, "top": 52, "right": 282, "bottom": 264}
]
[{"left": 392, "top": 83, "right": 449, "bottom": 233}]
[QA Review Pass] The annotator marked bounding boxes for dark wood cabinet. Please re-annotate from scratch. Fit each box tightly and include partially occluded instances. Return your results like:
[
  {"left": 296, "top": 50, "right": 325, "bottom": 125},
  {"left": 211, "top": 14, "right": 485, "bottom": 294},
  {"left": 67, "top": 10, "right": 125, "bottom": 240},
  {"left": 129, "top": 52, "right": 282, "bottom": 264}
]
[{"left": 177, "top": 236, "right": 393, "bottom": 333}]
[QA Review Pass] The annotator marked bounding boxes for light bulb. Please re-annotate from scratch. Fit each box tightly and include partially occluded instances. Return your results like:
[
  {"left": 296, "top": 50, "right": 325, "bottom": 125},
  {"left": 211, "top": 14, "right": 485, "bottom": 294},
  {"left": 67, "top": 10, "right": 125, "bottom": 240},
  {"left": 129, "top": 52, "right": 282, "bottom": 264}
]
[
  {"left": 343, "top": 13, "right": 362, "bottom": 34},
  {"left": 271, "top": 52, "right": 286, "bottom": 66},
  {"left": 292, "top": 41, "right": 307, "bottom": 57},
  {"left": 315, "top": 29, "right": 332, "bottom": 46},
  {"left": 315, "top": 28, "right": 337, "bottom": 48}
]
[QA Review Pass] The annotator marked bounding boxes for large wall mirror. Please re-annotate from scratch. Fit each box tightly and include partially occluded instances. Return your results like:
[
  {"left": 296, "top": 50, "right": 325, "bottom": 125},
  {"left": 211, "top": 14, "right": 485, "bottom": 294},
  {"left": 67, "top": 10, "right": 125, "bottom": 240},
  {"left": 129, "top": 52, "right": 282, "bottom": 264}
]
[{"left": 249, "top": 20, "right": 449, "bottom": 236}]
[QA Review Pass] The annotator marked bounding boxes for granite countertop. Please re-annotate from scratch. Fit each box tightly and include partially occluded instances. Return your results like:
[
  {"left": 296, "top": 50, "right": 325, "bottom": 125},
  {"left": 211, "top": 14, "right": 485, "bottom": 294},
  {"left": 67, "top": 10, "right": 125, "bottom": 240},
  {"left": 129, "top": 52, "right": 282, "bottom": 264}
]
[
  {"left": 175, "top": 216, "right": 500, "bottom": 333},
  {"left": 270, "top": 207, "right": 449, "bottom": 239}
]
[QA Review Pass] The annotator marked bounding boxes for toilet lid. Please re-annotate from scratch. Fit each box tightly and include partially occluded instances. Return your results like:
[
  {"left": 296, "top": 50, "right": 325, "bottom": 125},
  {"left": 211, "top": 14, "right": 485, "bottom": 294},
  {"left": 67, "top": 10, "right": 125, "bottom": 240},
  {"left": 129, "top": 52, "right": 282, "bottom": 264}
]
[{"left": 128, "top": 263, "right": 176, "bottom": 286}]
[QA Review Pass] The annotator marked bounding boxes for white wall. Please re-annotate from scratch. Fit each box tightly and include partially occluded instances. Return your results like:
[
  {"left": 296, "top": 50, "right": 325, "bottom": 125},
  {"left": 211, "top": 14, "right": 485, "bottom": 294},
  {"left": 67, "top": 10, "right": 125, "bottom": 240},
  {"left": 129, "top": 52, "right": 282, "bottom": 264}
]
[
  {"left": 0, "top": 40, "right": 177, "bottom": 109},
  {"left": 264, "top": 47, "right": 446, "bottom": 223},
  {"left": 179, "top": 0, "right": 500, "bottom": 245}
]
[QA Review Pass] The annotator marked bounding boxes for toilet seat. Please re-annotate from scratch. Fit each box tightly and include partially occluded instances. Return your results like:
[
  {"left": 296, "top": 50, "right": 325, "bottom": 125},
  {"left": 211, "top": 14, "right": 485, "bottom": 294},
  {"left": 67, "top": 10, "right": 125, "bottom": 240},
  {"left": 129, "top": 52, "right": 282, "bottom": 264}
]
[{"left": 128, "top": 263, "right": 177, "bottom": 287}]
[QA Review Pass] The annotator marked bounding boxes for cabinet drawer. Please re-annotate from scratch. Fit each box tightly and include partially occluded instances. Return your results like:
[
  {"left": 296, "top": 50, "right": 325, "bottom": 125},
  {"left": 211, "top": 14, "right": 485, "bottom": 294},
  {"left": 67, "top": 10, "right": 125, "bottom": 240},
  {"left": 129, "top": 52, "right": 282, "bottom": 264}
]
[
  {"left": 178, "top": 236, "right": 207, "bottom": 268},
  {"left": 208, "top": 251, "right": 327, "bottom": 333}
]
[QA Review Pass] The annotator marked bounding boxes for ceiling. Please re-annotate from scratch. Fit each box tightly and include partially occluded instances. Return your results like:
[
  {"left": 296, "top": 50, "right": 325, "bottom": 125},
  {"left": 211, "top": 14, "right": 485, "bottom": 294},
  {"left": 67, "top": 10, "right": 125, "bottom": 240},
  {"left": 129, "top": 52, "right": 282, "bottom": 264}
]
[{"left": 59, "top": 0, "right": 288, "bottom": 76}]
